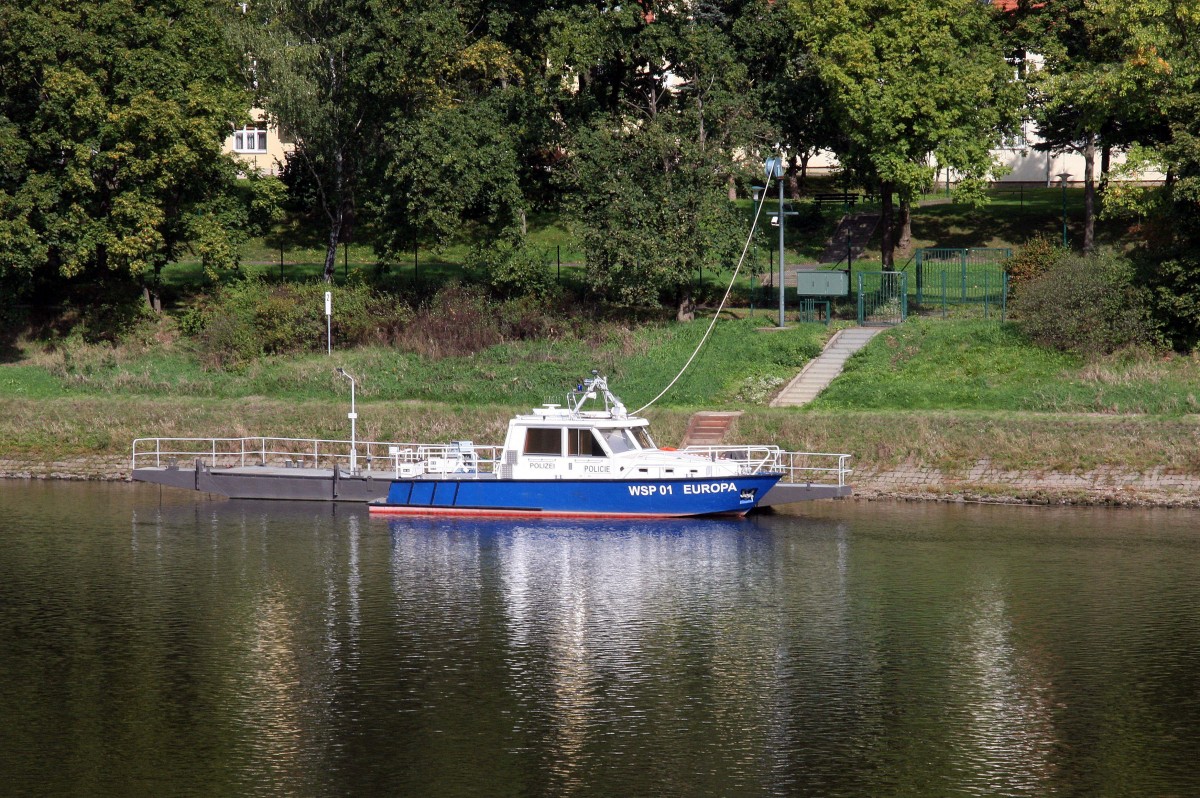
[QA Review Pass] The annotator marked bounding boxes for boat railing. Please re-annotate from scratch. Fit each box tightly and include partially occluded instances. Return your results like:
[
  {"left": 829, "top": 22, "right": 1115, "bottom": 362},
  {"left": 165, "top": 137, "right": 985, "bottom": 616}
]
[
  {"left": 680, "top": 445, "right": 852, "bottom": 486},
  {"left": 132, "top": 436, "right": 504, "bottom": 476}
]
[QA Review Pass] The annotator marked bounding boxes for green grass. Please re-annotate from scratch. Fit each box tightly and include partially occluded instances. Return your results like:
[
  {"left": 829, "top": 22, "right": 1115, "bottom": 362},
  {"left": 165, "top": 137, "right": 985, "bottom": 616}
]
[
  {"left": 0, "top": 317, "right": 833, "bottom": 411},
  {"left": 813, "top": 317, "right": 1200, "bottom": 415}
]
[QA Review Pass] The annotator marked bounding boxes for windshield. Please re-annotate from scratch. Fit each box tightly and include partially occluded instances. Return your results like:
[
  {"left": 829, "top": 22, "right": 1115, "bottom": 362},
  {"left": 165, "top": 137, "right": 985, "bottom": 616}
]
[
  {"left": 632, "top": 427, "right": 655, "bottom": 450},
  {"left": 602, "top": 429, "right": 636, "bottom": 454}
]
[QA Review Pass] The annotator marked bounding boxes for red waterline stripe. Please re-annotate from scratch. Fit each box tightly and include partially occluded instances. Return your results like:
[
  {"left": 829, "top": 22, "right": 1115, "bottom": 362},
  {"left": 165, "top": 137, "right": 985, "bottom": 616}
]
[{"left": 368, "top": 506, "right": 747, "bottom": 519}]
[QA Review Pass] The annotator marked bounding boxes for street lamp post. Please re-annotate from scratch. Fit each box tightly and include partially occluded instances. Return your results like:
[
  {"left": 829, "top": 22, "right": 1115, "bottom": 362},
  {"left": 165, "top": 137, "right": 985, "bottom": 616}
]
[
  {"left": 336, "top": 368, "right": 357, "bottom": 474},
  {"left": 1057, "top": 171, "right": 1072, "bottom": 248},
  {"left": 765, "top": 155, "right": 786, "bottom": 327}
]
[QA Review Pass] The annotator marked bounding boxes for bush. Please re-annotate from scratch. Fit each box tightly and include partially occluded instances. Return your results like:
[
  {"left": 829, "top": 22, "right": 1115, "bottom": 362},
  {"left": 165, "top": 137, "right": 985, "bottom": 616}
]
[
  {"left": 463, "top": 234, "right": 554, "bottom": 299},
  {"left": 1006, "top": 234, "right": 1066, "bottom": 287},
  {"left": 394, "top": 284, "right": 571, "bottom": 358},
  {"left": 1012, "top": 250, "right": 1159, "bottom": 358},
  {"left": 183, "top": 279, "right": 411, "bottom": 369}
]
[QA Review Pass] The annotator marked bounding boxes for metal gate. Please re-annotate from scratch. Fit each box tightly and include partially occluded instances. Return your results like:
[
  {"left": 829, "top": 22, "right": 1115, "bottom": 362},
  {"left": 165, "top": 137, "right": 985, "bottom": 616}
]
[{"left": 857, "top": 271, "right": 907, "bottom": 326}]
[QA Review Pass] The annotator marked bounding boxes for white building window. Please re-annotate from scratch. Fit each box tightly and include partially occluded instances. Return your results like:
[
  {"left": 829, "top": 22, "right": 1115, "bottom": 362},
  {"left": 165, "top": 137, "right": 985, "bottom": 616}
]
[
  {"left": 233, "top": 124, "right": 268, "bottom": 153},
  {"left": 1002, "top": 120, "right": 1031, "bottom": 150}
]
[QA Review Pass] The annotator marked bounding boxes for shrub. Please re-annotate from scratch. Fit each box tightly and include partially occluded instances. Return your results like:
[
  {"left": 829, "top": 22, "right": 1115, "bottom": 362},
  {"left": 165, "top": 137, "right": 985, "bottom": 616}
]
[
  {"left": 463, "top": 234, "right": 554, "bottom": 299},
  {"left": 184, "top": 279, "right": 412, "bottom": 369},
  {"left": 1012, "top": 250, "right": 1160, "bottom": 358},
  {"left": 394, "top": 284, "right": 504, "bottom": 358},
  {"left": 1006, "top": 234, "right": 1066, "bottom": 287}
]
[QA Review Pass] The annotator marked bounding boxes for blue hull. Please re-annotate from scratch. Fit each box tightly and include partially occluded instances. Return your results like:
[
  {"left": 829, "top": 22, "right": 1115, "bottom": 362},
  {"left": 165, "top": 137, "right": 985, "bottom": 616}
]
[{"left": 369, "top": 474, "right": 782, "bottom": 518}]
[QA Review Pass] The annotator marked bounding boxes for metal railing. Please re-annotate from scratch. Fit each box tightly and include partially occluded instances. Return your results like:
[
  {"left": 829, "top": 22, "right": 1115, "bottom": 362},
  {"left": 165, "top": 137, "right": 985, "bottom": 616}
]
[
  {"left": 680, "top": 445, "right": 852, "bottom": 486},
  {"left": 134, "top": 437, "right": 852, "bottom": 486},
  {"left": 131, "top": 436, "right": 503, "bottom": 477}
]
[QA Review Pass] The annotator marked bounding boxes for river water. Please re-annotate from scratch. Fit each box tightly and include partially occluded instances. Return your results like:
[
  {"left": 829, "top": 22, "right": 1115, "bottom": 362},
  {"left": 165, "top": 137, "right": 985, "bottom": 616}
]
[{"left": 1, "top": 481, "right": 1198, "bottom": 797}]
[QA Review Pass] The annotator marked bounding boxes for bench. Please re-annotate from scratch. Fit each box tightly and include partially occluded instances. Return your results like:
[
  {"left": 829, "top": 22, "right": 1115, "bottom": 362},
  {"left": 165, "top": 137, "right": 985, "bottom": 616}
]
[{"left": 810, "top": 193, "right": 860, "bottom": 206}]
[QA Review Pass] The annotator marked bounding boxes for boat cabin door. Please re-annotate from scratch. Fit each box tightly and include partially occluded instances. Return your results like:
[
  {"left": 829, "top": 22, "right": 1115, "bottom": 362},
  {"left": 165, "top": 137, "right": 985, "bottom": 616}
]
[{"left": 566, "top": 427, "right": 615, "bottom": 478}]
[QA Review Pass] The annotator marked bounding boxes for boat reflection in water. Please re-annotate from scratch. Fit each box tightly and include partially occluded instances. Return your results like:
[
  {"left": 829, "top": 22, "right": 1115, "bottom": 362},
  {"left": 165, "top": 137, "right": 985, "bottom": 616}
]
[{"left": 379, "top": 513, "right": 871, "bottom": 794}]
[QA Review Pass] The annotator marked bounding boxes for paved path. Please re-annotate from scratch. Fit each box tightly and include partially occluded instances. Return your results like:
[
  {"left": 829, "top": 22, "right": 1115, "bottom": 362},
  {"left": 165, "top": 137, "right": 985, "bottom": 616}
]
[
  {"left": 818, "top": 212, "right": 879, "bottom": 264},
  {"left": 770, "top": 327, "right": 883, "bottom": 407}
]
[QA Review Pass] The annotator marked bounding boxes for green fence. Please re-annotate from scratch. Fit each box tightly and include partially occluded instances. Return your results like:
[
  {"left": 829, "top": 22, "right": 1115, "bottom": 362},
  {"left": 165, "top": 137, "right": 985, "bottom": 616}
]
[
  {"left": 857, "top": 271, "right": 908, "bottom": 326},
  {"left": 914, "top": 248, "right": 1011, "bottom": 309}
]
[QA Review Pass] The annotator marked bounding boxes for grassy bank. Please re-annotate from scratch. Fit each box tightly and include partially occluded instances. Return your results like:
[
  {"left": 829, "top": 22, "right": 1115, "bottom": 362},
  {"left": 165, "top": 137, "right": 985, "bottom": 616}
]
[
  {"left": 6, "top": 315, "right": 1200, "bottom": 503},
  {"left": 4, "top": 396, "right": 1199, "bottom": 483},
  {"left": 2, "top": 317, "right": 831, "bottom": 409},
  {"left": 815, "top": 318, "right": 1200, "bottom": 415}
]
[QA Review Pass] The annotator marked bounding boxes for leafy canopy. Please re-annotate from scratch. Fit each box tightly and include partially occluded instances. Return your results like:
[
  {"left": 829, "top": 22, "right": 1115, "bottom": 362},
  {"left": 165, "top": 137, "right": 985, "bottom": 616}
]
[{"left": 0, "top": 0, "right": 255, "bottom": 297}]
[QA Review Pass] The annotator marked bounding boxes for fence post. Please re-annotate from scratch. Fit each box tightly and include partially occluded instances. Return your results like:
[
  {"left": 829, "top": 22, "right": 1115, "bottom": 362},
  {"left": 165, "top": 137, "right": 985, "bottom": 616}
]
[
  {"left": 941, "top": 270, "right": 947, "bottom": 319},
  {"left": 961, "top": 249, "right": 968, "bottom": 303},
  {"left": 857, "top": 273, "right": 864, "bottom": 324},
  {"left": 916, "top": 249, "right": 924, "bottom": 306},
  {"left": 1002, "top": 272, "right": 1008, "bottom": 323},
  {"left": 984, "top": 270, "right": 990, "bottom": 319}
]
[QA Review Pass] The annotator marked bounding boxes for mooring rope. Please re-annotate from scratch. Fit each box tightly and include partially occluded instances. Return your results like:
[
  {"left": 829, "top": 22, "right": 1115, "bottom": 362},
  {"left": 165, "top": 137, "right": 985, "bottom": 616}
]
[{"left": 632, "top": 172, "right": 777, "bottom": 416}]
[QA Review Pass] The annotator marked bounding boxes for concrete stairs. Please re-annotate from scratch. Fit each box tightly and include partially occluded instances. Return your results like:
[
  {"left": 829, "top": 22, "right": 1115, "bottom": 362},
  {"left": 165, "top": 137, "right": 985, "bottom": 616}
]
[
  {"left": 680, "top": 411, "right": 742, "bottom": 447},
  {"left": 770, "top": 327, "right": 882, "bottom": 407}
]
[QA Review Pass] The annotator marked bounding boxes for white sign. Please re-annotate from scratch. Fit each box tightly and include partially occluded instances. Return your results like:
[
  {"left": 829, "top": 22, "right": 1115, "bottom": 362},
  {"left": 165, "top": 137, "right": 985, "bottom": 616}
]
[{"left": 324, "top": 291, "right": 332, "bottom": 316}]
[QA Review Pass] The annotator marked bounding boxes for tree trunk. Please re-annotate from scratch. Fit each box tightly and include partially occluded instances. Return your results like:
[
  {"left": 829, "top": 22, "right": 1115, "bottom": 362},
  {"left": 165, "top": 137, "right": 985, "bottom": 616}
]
[
  {"left": 675, "top": 286, "right": 695, "bottom": 322},
  {"left": 142, "top": 284, "right": 162, "bottom": 313},
  {"left": 785, "top": 158, "right": 800, "bottom": 200},
  {"left": 323, "top": 217, "right": 341, "bottom": 282},
  {"left": 727, "top": 174, "right": 737, "bottom": 202},
  {"left": 897, "top": 197, "right": 912, "bottom": 254},
  {"left": 798, "top": 153, "right": 810, "bottom": 192},
  {"left": 1083, "top": 134, "right": 1096, "bottom": 254},
  {"left": 880, "top": 181, "right": 895, "bottom": 269}
]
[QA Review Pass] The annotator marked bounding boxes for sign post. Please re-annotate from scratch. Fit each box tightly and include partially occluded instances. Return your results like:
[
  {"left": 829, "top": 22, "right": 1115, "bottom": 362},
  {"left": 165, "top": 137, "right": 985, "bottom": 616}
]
[
  {"left": 325, "top": 291, "right": 332, "bottom": 356},
  {"left": 336, "top": 368, "right": 357, "bottom": 474}
]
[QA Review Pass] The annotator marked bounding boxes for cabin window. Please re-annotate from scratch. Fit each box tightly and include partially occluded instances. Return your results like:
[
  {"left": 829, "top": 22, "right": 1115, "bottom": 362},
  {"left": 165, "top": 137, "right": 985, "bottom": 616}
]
[
  {"left": 602, "top": 429, "right": 635, "bottom": 454},
  {"left": 632, "top": 428, "right": 655, "bottom": 450},
  {"left": 523, "top": 427, "right": 562, "bottom": 456},
  {"left": 567, "top": 428, "right": 605, "bottom": 457}
]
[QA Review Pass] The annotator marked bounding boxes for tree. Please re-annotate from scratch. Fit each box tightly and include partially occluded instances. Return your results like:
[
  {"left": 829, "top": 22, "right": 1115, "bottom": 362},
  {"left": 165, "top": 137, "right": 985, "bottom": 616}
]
[
  {"left": 0, "top": 0, "right": 252, "bottom": 301},
  {"left": 1017, "top": 0, "right": 1170, "bottom": 253},
  {"left": 247, "top": 0, "right": 389, "bottom": 282},
  {"left": 251, "top": 0, "right": 551, "bottom": 286},
  {"left": 1084, "top": 0, "right": 1200, "bottom": 347},
  {"left": 733, "top": 0, "right": 836, "bottom": 197},
  {"left": 366, "top": 12, "right": 536, "bottom": 267},
  {"left": 553, "top": 2, "right": 753, "bottom": 317},
  {"left": 797, "top": 0, "right": 1020, "bottom": 267}
]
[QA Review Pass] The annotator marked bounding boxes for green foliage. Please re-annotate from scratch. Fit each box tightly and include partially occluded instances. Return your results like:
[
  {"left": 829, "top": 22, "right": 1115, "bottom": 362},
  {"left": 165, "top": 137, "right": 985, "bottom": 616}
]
[
  {"left": 567, "top": 121, "right": 745, "bottom": 309},
  {"left": 1138, "top": 251, "right": 1200, "bottom": 352},
  {"left": 801, "top": 0, "right": 1021, "bottom": 264},
  {"left": 1006, "top": 234, "right": 1067, "bottom": 287},
  {"left": 552, "top": 3, "right": 753, "bottom": 312},
  {"left": 183, "top": 279, "right": 412, "bottom": 369},
  {"left": 1012, "top": 251, "right": 1159, "bottom": 358},
  {"left": 463, "top": 233, "right": 554, "bottom": 299},
  {"left": 0, "top": 0, "right": 249, "bottom": 298}
]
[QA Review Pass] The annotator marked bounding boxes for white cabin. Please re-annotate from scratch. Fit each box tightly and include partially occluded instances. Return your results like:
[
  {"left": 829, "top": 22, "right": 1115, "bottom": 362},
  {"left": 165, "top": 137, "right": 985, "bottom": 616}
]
[{"left": 496, "top": 376, "right": 744, "bottom": 482}]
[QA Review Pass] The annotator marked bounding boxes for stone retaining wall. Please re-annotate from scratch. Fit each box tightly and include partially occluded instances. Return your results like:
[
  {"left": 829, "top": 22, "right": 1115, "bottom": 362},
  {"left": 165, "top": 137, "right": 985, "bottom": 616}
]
[
  {"left": 853, "top": 458, "right": 1200, "bottom": 507},
  {"left": 3, "top": 455, "right": 1199, "bottom": 507}
]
